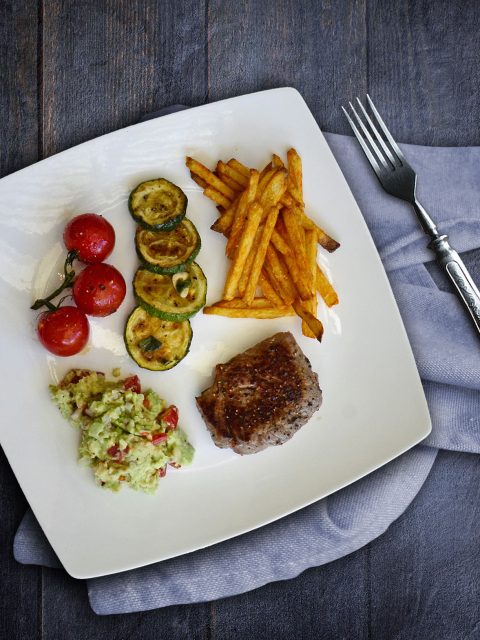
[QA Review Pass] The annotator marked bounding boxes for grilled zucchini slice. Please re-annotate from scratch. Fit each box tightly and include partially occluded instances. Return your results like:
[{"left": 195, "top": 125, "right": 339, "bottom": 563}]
[
  {"left": 125, "top": 306, "right": 192, "bottom": 371},
  {"left": 133, "top": 262, "right": 207, "bottom": 321},
  {"left": 135, "top": 219, "right": 201, "bottom": 274},
  {"left": 129, "top": 178, "right": 187, "bottom": 231}
]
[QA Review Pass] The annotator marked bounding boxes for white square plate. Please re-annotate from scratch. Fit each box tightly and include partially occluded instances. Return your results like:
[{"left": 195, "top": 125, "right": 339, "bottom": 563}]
[{"left": 0, "top": 88, "right": 430, "bottom": 578}]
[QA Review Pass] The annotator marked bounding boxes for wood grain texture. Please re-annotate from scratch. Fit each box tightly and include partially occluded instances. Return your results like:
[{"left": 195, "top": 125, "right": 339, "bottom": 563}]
[
  {"left": 208, "top": 0, "right": 368, "bottom": 133},
  {"left": 367, "top": 0, "right": 480, "bottom": 145},
  {"left": 41, "top": 568, "right": 211, "bottom": 640},
  {"left": 0, "top": 448, "right": 40, "bottom": 640},
  {"left": 0, "top": 0, "right": 39, "bottom": 174},
  {"left": 0, "top": 3, "right": 41, "bottom": 640},
  {"left": 368, "top": 451, "right": 480, "bottom": 640},
  {"left": 41, "top": 0, "right": 207, "bottom": 157},
  {"left": 210, "top": 548, "right": 369, "bottom": 639}
]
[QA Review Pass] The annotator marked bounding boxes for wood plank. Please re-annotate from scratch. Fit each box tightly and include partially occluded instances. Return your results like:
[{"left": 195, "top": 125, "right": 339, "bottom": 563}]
[
  {"left": 208, "top": 0, "right": 368, "bottom": 134},
  {"left": 42, "top": 567, "right": 211, "bottom": 640},
  {"left": 41, "top": 0, "right": 207, "bottom": 156},
  {"left": 0, "top": 0, "right": 39, "bottom": 175},
  {"left": 0, "top": 449, "right": 40, "bottom": 640},
  {"left": 368, "top": 451, "right": 480, "bottom": 638},
  {"left": 0, "top": 2, "right": 41, "bottom": 640},
  {"left": 211, "top": 548, "right": 369, "bottom": 639},
  {"left": 367, "top": 0, "right": 480, "bottom": 145}
]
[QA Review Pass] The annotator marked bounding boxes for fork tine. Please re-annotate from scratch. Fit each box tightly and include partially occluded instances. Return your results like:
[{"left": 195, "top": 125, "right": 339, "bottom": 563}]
[
  {"left": 366, "top": 94, "right": 405, "bottom": 163},
  {"left": 348, "top": 102, "right": 389, "bottom": 170},
  {"left": 355, "top": 98, "right": 397, "bottom": 166},
  {"left": 341, "top": 106, "right": 382, "bottom": 175}
]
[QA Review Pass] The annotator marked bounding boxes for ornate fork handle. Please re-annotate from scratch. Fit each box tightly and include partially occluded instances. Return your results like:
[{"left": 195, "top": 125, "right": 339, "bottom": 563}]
[
  {"left": 429, "top": 235, "right": 480, "bottom": 334},
  {"left": 344, "top": 96, "right": 480, "bottom": 337}
]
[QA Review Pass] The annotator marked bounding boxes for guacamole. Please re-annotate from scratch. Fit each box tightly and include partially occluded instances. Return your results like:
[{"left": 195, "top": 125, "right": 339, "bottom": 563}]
[{"left": 50, "top": 369, "right": 194, "bottom": 493}]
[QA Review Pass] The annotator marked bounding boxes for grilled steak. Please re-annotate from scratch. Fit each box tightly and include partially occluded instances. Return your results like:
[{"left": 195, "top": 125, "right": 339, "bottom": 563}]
[{"left": 196, "top": 332, "right": 322, "bottom": 454}]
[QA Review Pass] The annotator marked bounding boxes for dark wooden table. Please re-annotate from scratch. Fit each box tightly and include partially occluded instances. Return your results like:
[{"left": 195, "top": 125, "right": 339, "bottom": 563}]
[{"left": 2, "top": 2, "right": 480, "bottom": 638}]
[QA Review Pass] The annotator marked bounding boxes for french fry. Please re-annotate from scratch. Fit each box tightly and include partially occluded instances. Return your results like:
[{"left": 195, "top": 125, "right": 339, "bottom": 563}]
[
  {"left": 287, "top": 148, "right": 304, "bottom": 205},
  {"left": 216, "top": 171, "right": 244, "bottom": 193},
  {"left": 190, "top": 171, "right": 207, "bottom": 189},
  {"left": 204, "top": 304, "right": 295, "bottom": 319},
  {"left": 275, "top": 218, "right": 311, "bottom": 300},
  {"left": 282, "top": 208, "right": 310, "bottom": 276},
  {"left": 218, "top": 161, "right": 249, "bottom": 188},
  {"left": 298, "top": 211, "right": 340, "bottom": 252},
  {"left": 270, "top": 227, "right": 291, "bottom": 255},
  {"left": 203, "top": 186, "right": 232, "bottom": 209},
  {"left": 281, "top": 192, "right": 295, "bottom": 208},
  {"left": 281, "top": 247, "right": 312, "bottom": 301},
  {"left": 186, "top": 157, "right": 236, "bottom": 200},
  {"left": 216, "top": 298, "right": 273, "bottom": 308},
  {"left": 263, "top": 262, "right": 289, "bottom": 304},
  {"left": 295, "top": 211, "right": 306, "bottom": 247},
  {"left": 264, "top": 247, "right": 287, "bottom": 299},
  {"left": 287, "top": 148, "right": 303, "bottom": 206},
  {"left": 316, "top": 264, "right": 339, "bottom": 307},
  {"left": 258, "top": 168, "right": 276, "bottom": 195},
  {"left": 260, "top": 169, "right": 288, "bottom": 210},
  {"left": 292, "top": 300, "right": 324, "bottom": 341},
  {"left": 259, "top": 271, "right": 284, "bottom": 306},
  {"left": 272, "top": 153, "right": 284, "bottom": 169},
  {"left": 244, "top": 205, "right": 280, "bottom": 305},
  {"left": 305, "top": 231, "right": 318, "bottom": 297},
  {"left": 238, "top": 226, "right": 262, "bottom": 295},
  {"left": 264, "top": 245, "right": 296, "bottom": 304},
  {"left": 225, "top": 170, "right": 259, "bottom": 258},
  {"left": 259, "top": 162, "right": 274, "bottom": 182},
  {"left": 211, "top": 217, "right": 228, "bottom": 234},
  {"left": 315, "top": 227, "right": 340, "bottom": 252},
  {"left": 228, "top": 158, "right": 250, "bottom": 178},
  {"left": 223, "top": 201, "right": 263, "bottom": 300},
  {"left": 302, "top": 229, "right": 318, "bottom": 337},
  {"left": 211, "top": 197, "right": 239, "bottom": 234},
  {"left": 298, "top": 213, "right": 314, "bottom": 230}
]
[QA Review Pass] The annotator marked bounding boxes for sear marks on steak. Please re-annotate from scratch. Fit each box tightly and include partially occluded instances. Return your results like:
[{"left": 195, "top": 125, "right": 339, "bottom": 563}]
[{"left": 196, "top": 332, "right": 322, "bottom": 454}]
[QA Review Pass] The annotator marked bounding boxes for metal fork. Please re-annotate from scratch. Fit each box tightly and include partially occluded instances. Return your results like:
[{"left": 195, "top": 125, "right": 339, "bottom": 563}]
[{"left": 343, "top": 95, "right": 480, "bottom": 336}]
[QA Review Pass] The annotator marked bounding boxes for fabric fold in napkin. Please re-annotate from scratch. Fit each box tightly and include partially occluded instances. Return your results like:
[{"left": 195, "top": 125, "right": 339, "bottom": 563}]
[{"left": 13, "top": 107, "right": 480, "bottom": 615}]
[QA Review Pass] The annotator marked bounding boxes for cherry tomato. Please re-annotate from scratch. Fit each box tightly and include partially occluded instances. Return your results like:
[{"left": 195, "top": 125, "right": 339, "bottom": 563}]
[
  {"left": 73, "top": 263, "right": 126, "bottom": 317},
  {"left": 107, "top": 445, "right": 129, "bottom": 461},
  {"left": 63, "top": 213, "right": 115, "bottom": 264},
  {"left": 161, "top": 405, "right": 179, "bottom": 430},
  {"left": 151, "top": 432, "right": 168, "bottom": 445},
  {"left": 124, "top": 375, "right": 141, "bottom": 394},
  {"left": 37, "top": 306, "right": 89, "bottom": 356}
]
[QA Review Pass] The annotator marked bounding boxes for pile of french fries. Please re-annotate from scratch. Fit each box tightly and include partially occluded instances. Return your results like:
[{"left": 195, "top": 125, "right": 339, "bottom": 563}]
[{"left": 185, "top": 149, "right": 339, "bottom": 341}]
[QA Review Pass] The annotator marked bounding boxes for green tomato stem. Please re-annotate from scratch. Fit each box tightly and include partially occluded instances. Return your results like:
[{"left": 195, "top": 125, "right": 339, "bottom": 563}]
[{"left": 30, "top": 250, "right": 78, "bottom": 311}]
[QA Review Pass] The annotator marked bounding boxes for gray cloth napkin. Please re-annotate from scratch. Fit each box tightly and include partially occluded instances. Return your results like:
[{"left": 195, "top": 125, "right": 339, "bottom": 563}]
[{"left": 13, "top": 106, "right": 480, "bottom": 615}]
